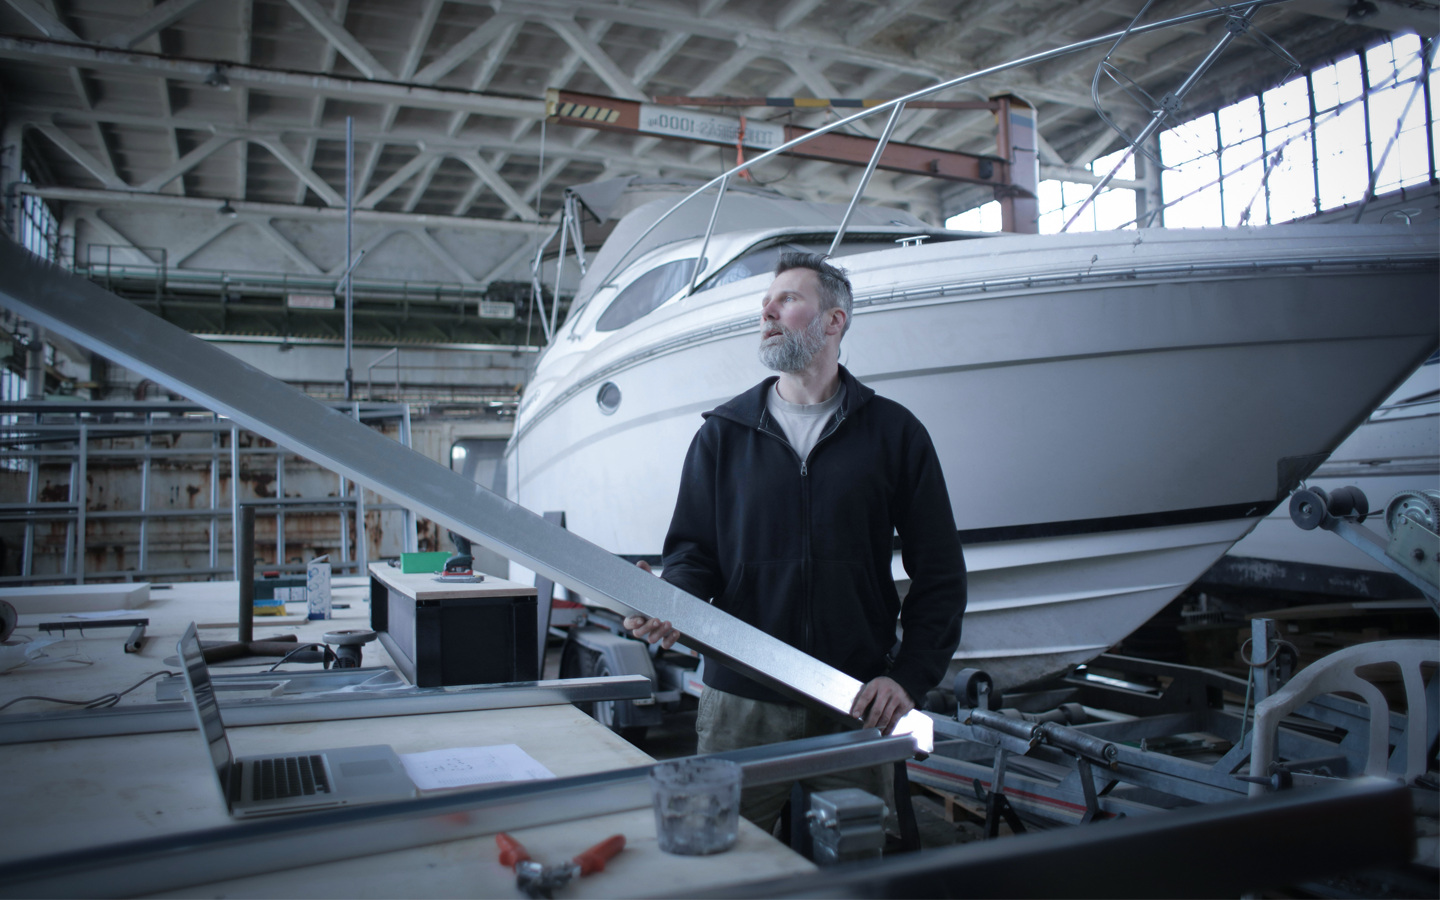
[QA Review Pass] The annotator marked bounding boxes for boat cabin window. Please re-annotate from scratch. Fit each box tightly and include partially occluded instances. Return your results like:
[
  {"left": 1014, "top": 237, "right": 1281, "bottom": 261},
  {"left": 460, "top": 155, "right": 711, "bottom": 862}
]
[
  {"left": 695, "top": 234, "right": 957, "bottom": 294},
  {"left": 595, "top": 257, "right": 705, "bottom": 332}
]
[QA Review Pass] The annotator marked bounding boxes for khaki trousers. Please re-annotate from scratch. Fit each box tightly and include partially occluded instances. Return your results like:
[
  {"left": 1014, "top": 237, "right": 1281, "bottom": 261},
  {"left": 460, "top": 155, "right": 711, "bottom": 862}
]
[{"left": 695, "top": 687, "right": 887, "bottom": 835}]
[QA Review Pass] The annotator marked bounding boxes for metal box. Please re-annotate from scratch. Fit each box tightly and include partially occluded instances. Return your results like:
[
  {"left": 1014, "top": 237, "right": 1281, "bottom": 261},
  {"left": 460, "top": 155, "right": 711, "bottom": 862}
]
[
  {"left": 368, "top": 563, "right": 539, "bottom": 688},
  {"left": 808, "top": 788, "right": 887, "bottom": 866}
]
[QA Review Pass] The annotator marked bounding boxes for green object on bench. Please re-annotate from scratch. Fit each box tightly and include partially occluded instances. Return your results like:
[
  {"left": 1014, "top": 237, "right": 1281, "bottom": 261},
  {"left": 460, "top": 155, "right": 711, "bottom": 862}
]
[{"left": 400, "top": 551, "right": 452, "bottom": 574}]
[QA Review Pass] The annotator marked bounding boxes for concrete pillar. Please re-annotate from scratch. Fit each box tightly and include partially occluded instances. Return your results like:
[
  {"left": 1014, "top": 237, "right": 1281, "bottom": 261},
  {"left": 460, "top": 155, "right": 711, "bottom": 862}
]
[
  {"left": 1, "top": 121, "right": 25, "bottom": 242},
  {"left": 25, "top": 331, "right": 45, "bottom": 399},
  {"left": 1134, "top": 136, "right": 1163, "bottom": 228},
  {"left": 58, "top": 208, "right": 77, "bottom": 269},
  {"left": 993, "top": 94, "right": 1039, "bottom": 234}
]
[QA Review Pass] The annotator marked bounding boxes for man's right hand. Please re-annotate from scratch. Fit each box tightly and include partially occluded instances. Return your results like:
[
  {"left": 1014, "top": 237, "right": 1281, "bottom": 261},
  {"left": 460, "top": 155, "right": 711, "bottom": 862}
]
[{"left": 623, "top": 560, "right": 681, "bottom": 649}]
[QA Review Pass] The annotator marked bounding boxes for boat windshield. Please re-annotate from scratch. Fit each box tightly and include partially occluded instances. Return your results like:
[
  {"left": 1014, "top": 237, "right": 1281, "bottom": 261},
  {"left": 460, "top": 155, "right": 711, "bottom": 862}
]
[
  {"left": 595, "top": 257, "right": 705, "bottom": 332},
  {"left": 695, "top": 234, "right": 939, "bottom": 294}
]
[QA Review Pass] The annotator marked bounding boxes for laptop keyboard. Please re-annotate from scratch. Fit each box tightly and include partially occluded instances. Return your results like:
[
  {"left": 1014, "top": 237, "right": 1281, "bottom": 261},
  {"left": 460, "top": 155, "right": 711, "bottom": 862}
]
[{"left": 244, "top": 755, "right": 332, "bottom": 801}]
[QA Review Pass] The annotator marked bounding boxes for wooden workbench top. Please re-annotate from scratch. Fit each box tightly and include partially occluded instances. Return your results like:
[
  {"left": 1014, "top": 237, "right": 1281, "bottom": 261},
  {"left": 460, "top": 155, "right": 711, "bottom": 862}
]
[
  {"left": 0, "top": 578, "right": 814, "bottom": 897},
  {"left": 369, "top": 563, "right": 538, "bottom": 601}
]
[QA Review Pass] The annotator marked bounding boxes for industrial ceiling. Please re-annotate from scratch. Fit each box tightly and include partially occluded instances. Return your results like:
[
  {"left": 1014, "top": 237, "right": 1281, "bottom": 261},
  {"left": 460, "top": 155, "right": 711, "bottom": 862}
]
[{"left": 0, "top": 0, "right": 1431, "bottom": 345}]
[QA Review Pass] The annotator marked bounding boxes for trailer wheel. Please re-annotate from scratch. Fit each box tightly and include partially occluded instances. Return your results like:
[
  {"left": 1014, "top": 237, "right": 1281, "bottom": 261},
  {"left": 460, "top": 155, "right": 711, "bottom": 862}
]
[
  {"left": 594, "top": 658, "right": 647, "bottom": 744},
  {"left": 559, "top": 634, "right": 646, "bottom": 742}
]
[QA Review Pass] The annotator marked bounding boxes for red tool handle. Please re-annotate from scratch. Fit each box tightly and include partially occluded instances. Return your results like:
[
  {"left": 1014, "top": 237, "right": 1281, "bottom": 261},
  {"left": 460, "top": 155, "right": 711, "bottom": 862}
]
[
  {"left": 496, "top": 832, "right": 531, "bottom": 869},
  {"left": 572, "top": 834, "right": 626, "bottom": 876}
]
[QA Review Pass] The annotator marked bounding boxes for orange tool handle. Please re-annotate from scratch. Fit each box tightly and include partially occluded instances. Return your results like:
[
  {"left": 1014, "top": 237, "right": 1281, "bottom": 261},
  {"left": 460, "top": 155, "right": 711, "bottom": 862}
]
[
  {"left": 573, "top": 834, "right": 626, "bottom": 876},
  {"left": 495, "top": 832, "right": 531, "bottom": 869}
]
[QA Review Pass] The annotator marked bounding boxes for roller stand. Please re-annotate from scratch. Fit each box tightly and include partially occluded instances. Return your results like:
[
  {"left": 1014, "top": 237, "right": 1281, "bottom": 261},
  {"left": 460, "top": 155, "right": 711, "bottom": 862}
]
[{"left": 1289, "top": 485, "right": 1439, "bottom": 610}]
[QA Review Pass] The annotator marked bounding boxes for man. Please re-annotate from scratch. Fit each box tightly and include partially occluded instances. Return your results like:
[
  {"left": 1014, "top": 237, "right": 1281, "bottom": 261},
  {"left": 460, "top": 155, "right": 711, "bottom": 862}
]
[{"left": 626, "top": 252, "right": 966, "bottom": 832}]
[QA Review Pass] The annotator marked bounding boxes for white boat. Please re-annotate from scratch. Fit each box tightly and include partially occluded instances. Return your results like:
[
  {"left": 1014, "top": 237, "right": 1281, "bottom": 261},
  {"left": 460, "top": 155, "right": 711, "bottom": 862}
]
[
  {"left": 1209, "top": 351, "right": 1439, "bottom": 598},
  {"left": 506, "top": 185, "right": 1439, "bottom": 690}
]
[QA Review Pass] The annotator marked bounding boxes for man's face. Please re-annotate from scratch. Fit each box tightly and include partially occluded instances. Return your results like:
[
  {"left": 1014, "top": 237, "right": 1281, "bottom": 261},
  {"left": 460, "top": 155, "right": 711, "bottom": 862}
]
[{"left": 758, "top": 268, "right": 830, "bottom": 373}]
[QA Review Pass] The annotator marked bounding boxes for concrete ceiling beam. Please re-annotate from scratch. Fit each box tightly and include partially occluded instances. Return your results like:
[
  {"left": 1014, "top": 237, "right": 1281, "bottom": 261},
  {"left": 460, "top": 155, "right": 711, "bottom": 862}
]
[
  {"left": 455, "top": 152, "right": 538, "bottom": 221},
  {"left": 3, "top": 0, "right": 79, "bottom": 40},
  {"left": 845, "top": 0, "right": 929, "bottom": 47},
  {"left": 32, "top": 121, "right": 126, "bottom": 190},
  {"left": 136, "top": 132, "right": 235, "bottom": 193},
  {"left": 283, "top": 0, "right": 393, "bottom": 80},
  {"left": 18, "top": 184, "right": 553, "bottom": 235},
  {"left": 101, "top": 0, "right": 220, "bottom": 49},
  {"left": 413, "top": 12, "right": 520, "bottom": 85},
  {"left": 543, "top": 17, "right": 647, "bottom": 101},
  {"left": 0, "top": 35, "right": 545, "bottom": 119}
]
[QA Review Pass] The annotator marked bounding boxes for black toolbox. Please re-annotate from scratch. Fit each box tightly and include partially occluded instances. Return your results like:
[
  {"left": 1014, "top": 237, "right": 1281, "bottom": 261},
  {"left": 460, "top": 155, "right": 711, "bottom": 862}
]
[{"left": 368, "top": 563, "right": 539, "bottom": 687}]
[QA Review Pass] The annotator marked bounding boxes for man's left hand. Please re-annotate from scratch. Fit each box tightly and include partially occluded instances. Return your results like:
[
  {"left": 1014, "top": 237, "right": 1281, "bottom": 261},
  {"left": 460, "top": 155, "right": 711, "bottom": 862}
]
[{"left": 850, "top": 676, "right": 914, "bottom": 735}]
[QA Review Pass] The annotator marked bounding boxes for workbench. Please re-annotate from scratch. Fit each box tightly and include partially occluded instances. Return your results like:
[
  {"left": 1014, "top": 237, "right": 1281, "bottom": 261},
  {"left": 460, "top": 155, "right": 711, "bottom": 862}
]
[{"left": 0, "top": 579, "right": 815, "bottom": 898}]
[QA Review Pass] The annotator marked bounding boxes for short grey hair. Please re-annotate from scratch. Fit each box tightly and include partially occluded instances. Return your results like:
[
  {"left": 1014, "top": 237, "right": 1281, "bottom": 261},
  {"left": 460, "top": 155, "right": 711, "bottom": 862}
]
[{"left": 775, "top": 252, "right": 853, "bottom": 337}]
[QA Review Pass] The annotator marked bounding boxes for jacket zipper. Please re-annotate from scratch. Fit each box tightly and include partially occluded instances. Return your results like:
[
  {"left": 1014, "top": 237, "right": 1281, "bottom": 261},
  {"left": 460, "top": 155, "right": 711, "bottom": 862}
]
[{"left": 757, "top": 405, "right": 848, "bottom": 655}]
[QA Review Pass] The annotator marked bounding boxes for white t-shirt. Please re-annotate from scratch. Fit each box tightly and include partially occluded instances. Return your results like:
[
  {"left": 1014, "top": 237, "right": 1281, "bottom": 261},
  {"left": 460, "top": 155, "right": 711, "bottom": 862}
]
[{"left": 767, "top": 382, "right": 845, "bottom": 463}]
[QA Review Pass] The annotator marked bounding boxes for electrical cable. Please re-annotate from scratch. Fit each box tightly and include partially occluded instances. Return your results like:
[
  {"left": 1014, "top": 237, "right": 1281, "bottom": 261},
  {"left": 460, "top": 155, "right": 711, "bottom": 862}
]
[
  {"left": 267, "top": 643, "right": 334, "bottom": 672},
  {"left": 0, "top": 670, "right": 176, "bottom": 712}
]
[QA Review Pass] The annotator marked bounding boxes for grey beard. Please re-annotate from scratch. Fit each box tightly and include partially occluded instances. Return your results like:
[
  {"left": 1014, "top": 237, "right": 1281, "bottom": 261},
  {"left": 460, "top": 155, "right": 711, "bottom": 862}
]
[{"left": 758, "top": 312, "right": 827, "bottom": 373}]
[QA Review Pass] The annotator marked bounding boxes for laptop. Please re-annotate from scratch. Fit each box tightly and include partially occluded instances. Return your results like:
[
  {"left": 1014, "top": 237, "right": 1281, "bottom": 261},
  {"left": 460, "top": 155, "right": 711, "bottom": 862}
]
[{"left": 177, "top": 622, "right": 416, "bottom": 817}]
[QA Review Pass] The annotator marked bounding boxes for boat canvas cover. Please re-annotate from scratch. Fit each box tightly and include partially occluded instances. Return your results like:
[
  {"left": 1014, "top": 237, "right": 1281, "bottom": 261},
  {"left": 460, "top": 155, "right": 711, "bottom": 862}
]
[{"left": 573, "top": 191, "right": 931, "bottom": 307}]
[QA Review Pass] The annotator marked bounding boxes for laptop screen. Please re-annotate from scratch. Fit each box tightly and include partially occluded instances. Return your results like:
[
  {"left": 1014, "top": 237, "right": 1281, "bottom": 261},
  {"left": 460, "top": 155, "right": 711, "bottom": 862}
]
[{"left": 177, "top": 623, "right": 234, "bottom": 796}]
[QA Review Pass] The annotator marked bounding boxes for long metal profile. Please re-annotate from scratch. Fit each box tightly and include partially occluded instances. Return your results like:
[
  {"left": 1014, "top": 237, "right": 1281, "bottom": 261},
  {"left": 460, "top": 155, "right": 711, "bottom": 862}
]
[
  {"left": 699, "top": 777, "right": 1414, "bottom": 899},
  {"left": 0, "top": 675, "right": 654, "bottom": 746},
  {"left": 0, "top": 243, "right": 932, "bottom": 750},
  {"left": 0, "top": 730, "right": 916, "bottom": 899}
]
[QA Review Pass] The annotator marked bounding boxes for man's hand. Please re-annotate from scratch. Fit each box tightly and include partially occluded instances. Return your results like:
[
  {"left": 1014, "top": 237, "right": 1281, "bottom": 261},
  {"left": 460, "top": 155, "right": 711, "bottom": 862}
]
[
  {"left": 850, "top": 676, "right": 914, "bottom": 735},
  {"left": 623, "top": 560, "right": 681, "bottom": 650}
]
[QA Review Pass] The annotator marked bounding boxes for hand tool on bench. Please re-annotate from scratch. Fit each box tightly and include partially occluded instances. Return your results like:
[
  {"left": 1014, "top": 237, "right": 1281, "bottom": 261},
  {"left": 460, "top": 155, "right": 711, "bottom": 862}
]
[{"left": 496, "top": 832, "right": 626, "bottom": 899}]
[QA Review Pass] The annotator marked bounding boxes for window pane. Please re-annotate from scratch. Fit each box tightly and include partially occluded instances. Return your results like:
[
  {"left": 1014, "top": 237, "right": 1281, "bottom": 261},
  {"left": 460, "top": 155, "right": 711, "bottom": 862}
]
[
  {"left": 1315, "top": 100, "right": 1369, "bottom": 209},
  {"left": 1312, "top": 55, "right": 1362, "bottom": 112},
  {"left": 1160, "top": 114, "right": 1216, "bottom": 166},
  {"left": 1365, "top": 38, "right": 1434, "bottom": 194},
  {"left": 1219, "top": 97, "right": 1262, "bottom": 145},
  {"left": 1090, "top": 145, "right": 1135, "bottom": 181},
  {"left": 1262, "top": 76, "right": 1309, "bottom": 129},
  {"left": 945, "top": 200, "right": 1002, "bottom": 232},
  {"left": 1264, "top": 124, "right": 1316, "bottom": 222},
  {"left": 1221, "top": 135, "right": 1266, "bottom": 225},
  {"left": 1093, "top": 187, "right": 1136, "bottom": 230},
  {"left": 1432, "top": 65, "right": 1439, "bottom": 172},
  {"left": 1160, "top": 115, "right": 1221, "bottom": 227},
  {"left": 595, "top": 258, "right": 700, "bottom": 332}
]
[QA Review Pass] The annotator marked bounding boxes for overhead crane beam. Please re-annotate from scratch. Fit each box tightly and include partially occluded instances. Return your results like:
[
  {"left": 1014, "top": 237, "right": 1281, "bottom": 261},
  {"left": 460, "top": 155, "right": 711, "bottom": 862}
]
[{"left": 546, "top": 89, "right": 1029, "bottom": 195}]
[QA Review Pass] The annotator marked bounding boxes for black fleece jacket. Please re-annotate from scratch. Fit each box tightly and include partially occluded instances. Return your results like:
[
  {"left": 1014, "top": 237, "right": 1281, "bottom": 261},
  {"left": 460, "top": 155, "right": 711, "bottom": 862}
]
[{"left": 659, "top": 365, "right": 967, "bottom": 705}]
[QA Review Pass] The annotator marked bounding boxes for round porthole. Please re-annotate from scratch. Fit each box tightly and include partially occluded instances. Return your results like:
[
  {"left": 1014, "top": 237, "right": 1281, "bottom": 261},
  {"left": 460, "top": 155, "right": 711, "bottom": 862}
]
[{"left": 596, "top": 381, "right": 621, "bottom": 415}]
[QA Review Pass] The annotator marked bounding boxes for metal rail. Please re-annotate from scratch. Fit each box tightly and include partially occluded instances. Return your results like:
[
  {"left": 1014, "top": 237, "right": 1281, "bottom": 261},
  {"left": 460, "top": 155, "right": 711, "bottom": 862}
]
[
  {"left": 0, "top": 237, "right": 935, "bottom": 752},
  {"left": 0, "top": 730, "right": 918, "bottom": 898},
  {"left": 0, "top": 401, "right": 412, "bottom": 584},
  {"left": 0, "top": 674, "right": 654, "bottom": 745}
]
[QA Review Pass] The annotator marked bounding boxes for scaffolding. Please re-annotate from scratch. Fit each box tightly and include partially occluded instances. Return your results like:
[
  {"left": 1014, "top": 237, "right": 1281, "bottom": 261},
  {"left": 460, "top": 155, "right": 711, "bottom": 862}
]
[{"left": 0, "top": 400, "right": 419, "bottom": 584}]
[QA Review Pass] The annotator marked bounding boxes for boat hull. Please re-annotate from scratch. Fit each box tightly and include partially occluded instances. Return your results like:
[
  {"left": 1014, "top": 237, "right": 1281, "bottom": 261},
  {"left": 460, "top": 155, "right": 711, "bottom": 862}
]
[
  {"left": 1213, "top": 357, "right": 1439, "bottom": 597},
  {"left": 509, "top": 225, "right": 1438, "bottom": 690}
]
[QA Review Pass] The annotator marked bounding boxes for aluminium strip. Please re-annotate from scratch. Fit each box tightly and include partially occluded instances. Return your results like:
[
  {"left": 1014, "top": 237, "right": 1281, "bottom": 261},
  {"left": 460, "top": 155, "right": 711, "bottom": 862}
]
[
  {"left": 0, "top": 730, "right": 918, "bottom": 899},
  {"left": 0, "top": 240, "right": 933, "bottom": 751},
  {"left": 0, "top": 675, "right": 654, "bottom": 745}
]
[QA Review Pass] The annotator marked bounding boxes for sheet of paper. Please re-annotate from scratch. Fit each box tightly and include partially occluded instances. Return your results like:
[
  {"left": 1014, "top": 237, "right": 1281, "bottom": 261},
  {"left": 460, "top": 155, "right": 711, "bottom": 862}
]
[{"left": 399, "top": 744, "right": 556, "bottom": 791}]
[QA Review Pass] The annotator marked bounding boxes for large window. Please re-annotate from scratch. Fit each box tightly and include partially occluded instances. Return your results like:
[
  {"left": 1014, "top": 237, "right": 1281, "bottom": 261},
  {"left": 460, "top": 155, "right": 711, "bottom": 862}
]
[
  {"left": 948, "top": 33, "right": 1436, "bottom": 233},
  {"left": 18, "top": 170, "right": 59, "bottom": 262}
]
